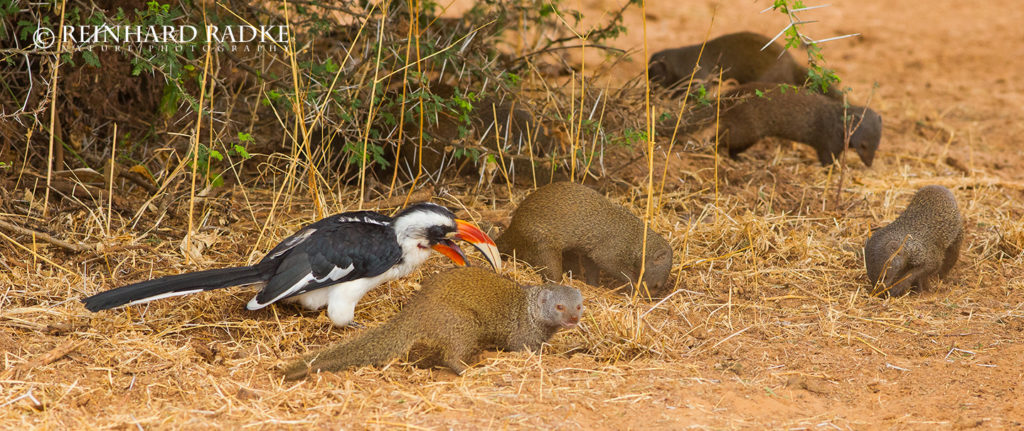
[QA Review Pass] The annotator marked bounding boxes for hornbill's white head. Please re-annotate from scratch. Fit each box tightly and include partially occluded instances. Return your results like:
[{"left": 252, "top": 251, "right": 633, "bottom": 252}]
[{"left": 392, "top": 203, "right": 502, "bottom": 271}]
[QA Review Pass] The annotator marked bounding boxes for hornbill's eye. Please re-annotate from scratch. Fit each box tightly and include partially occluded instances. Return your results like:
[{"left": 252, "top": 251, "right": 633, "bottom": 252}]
[{"left": 425, "top": 226, "right": 451, "bottom": 243}]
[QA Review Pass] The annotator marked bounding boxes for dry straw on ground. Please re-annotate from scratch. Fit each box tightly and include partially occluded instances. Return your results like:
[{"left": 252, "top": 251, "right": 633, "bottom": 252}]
[
  {"left": 3, "top": 1, "right": 1024, "bottom": 429},
  {"left": 3, "top": 127, "right": 1022, "bottom": 428}
]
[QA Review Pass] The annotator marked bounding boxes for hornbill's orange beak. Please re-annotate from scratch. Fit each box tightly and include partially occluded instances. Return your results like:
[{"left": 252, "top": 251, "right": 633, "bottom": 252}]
[
  {"left": 431, "top": 219, "right": 502, "bottom": 271},
  {"left": 431, "top": 239, "right": 469, "bottom": 266}
]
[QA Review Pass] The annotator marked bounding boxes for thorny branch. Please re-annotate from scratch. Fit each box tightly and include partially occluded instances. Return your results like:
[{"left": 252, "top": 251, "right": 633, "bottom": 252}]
[{"left": 762, "top": 3, "right": 860, "bottom": 49}]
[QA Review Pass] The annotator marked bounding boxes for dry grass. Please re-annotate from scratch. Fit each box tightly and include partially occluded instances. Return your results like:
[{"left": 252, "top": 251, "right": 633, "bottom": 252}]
[
  {"left": 3, "top": 131, "right": 1022, "bottom": 428},
  {"left": 3, "top": 1, "right": 1024, "bottom": 430}
]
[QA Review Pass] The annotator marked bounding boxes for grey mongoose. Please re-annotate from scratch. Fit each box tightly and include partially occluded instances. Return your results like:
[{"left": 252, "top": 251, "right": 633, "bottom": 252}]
[
  {"left": 282, "top": 267, "right": 582, "bottom": 379},
  {"left": 496, "top": 182, "right": 674, "bottom": 297},
  {"left": 864, "top": 185, "right": 963, "bottom": 297},
  {"left": 664, "top": 83, "right": 882, "bottom": 167},
  {"left": 648, "top": 31, "right": 841, "bottom": 99}
]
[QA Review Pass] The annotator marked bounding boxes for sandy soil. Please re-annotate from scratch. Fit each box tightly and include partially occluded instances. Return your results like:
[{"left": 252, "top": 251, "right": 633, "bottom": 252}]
[
  {"left": 2, "top": 0, "right": 1023, "bottom": 429},
  {"left": 581, "top": 0, "right": 1024, "bottom": 179}
]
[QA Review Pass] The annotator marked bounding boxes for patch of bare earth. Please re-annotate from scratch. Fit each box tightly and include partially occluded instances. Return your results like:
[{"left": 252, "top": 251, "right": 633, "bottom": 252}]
[{"left": 2, "top": 0, "right": 1023, "bottom": 429}]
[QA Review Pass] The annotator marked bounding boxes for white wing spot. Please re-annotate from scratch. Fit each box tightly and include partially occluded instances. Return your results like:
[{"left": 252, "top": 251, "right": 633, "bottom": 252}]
[
  {"left": 247, "top": 273, "right": 314, "bottom": 310},
  {"left": 315, "top": 264, "right": 355, "bottom": 282},
  {"left": 268, "top": 228, "right": 317, "bottom": 260},
  {"left": 336, "top": 215, "right": 389, "bottom": 226}
]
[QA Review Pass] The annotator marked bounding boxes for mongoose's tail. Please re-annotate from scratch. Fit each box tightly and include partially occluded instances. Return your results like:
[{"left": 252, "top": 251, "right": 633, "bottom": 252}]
[
  {"left": 81, "top": 266, "right": 266, "bottom": 312},
  {"left": 283, "top": 310, "right": 418, "bottom": 380}
]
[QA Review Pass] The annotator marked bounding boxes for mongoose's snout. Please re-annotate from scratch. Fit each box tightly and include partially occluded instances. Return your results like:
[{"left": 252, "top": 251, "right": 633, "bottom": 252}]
[
  {"left": 640, "top": 246, "right": 674, "bottom": 295},
  {"left": 547, "top": 286, "right": 584, "bottom": 329},
  {"left": 852, "top": 109, "right": 883, "bottom": 167},
  {"left": 562, "top": 305, "right": 582, "bottom": 328}
]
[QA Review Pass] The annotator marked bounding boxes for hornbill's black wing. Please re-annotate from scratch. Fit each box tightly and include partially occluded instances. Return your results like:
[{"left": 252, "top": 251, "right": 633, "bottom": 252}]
[
  {"left": 246, "top": 213, "right": 404, "bottom": 309},
  {"left": 260, "top": 211, "right": 392, "bottom": 263}
]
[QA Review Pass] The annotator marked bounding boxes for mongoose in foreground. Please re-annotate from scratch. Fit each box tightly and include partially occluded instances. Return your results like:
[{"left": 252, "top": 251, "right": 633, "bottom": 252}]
[
  {"left": 282, "top": 267, "right": 582, "bottom": 379},
  {"left": 665, "top": 83, "right": 882, "bottom": 167},
  {"left": 648, "top": 31, "right": 840, "bottom": 98},
  {"left": 864, "top": 185, "right": 963, "bottom": 297},
  {"left": 496, "top": 182, "right": 674, "bottom": 296}
]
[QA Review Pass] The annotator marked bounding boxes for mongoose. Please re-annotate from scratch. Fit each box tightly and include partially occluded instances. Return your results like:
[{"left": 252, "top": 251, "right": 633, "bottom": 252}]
[
  {"left": 648, "top": 31, "right": 840, "bottom": 99},
  {"left": 282, "top": 267, "right": 582, "bottom": 379},
  {"left": 496, "top": 182, "right": 674, "bottom": 296},
  {"left": 664, "top": 83, "right": 882, "bottom": 167},
  {"left": 864, "top": 185, "right": 963, "bottom": 297}
]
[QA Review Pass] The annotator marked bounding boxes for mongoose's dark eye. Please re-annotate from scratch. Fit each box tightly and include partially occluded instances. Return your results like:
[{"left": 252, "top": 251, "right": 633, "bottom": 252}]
[
  {"left": 576, "top": 305, "right": 581, "bottom": 311},
  {"left": 555, "top": 304, "right": 565, "bottom": 311}
]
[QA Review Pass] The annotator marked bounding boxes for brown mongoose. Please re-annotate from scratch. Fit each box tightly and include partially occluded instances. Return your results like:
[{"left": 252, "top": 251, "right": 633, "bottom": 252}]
[
  {"left": 864, "top": 185, "right": 963, "bottom": 297},
  {"left": 648, "top": 31, "right": 840, "bottom": 99},
  {"left": 496, "top": 182, "right": 674, "bottom": 296},
  {"left": 663, "top": 83, "right": 882, "bottom": 167},
  {"left": 282, "top": 267, "right": 582, "bottom": 379}
]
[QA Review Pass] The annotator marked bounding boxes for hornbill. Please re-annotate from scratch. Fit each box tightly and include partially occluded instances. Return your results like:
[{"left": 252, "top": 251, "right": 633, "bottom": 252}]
[{"left": 81, "top": 202, "right": 501, "bottom": 327}]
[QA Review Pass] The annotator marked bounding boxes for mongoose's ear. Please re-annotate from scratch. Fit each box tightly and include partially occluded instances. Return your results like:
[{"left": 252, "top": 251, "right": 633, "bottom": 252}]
[
  {"left": 848, "top": 114, "right": 863, "bottom": 135},
  {"left": 538, "top": 289, "right": 552, "bottom": 306},
  {"left": 890, "top": 254, "right": 905, "bottom": 270},
  {"left": 648, "top": 60, "right": 670, "bottom": 85},
  {"left": 648, "top": 60, "right": 665, "bottom": 76}
]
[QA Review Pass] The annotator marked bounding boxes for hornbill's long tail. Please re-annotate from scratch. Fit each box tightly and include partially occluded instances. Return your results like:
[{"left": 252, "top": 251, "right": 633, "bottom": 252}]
[{"left": 82, "top": 266, "right": 266, "bottom": 312}]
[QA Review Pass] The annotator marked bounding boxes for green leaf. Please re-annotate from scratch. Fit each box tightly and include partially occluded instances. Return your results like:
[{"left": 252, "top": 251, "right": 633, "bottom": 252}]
[
  {"left": 158, "top": 83, "right": 182, "bottom": 117},
  {"left": 82, "top": 50, "right": 101, "bottom": 68},
  {"left": 232, "top": 144, "right": 251, "bottom": 159},
  {"left": 503, "top": 72, "right": 521, "bottom": 86},
  {"left": 323, "top": 58, "right": 339, "bottom": 74},
  {"left": 17, "top": 20, "right": 35, "bottom": 40}
]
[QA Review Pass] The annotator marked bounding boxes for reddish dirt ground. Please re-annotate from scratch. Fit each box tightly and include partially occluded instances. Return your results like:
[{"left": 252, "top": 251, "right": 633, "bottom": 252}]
[
  {"left": 2, "top": 0, "right": 1023, "bottom": 430},
  {"left": 567, "top": 0, "right": 1024, "bottom": 428}
]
